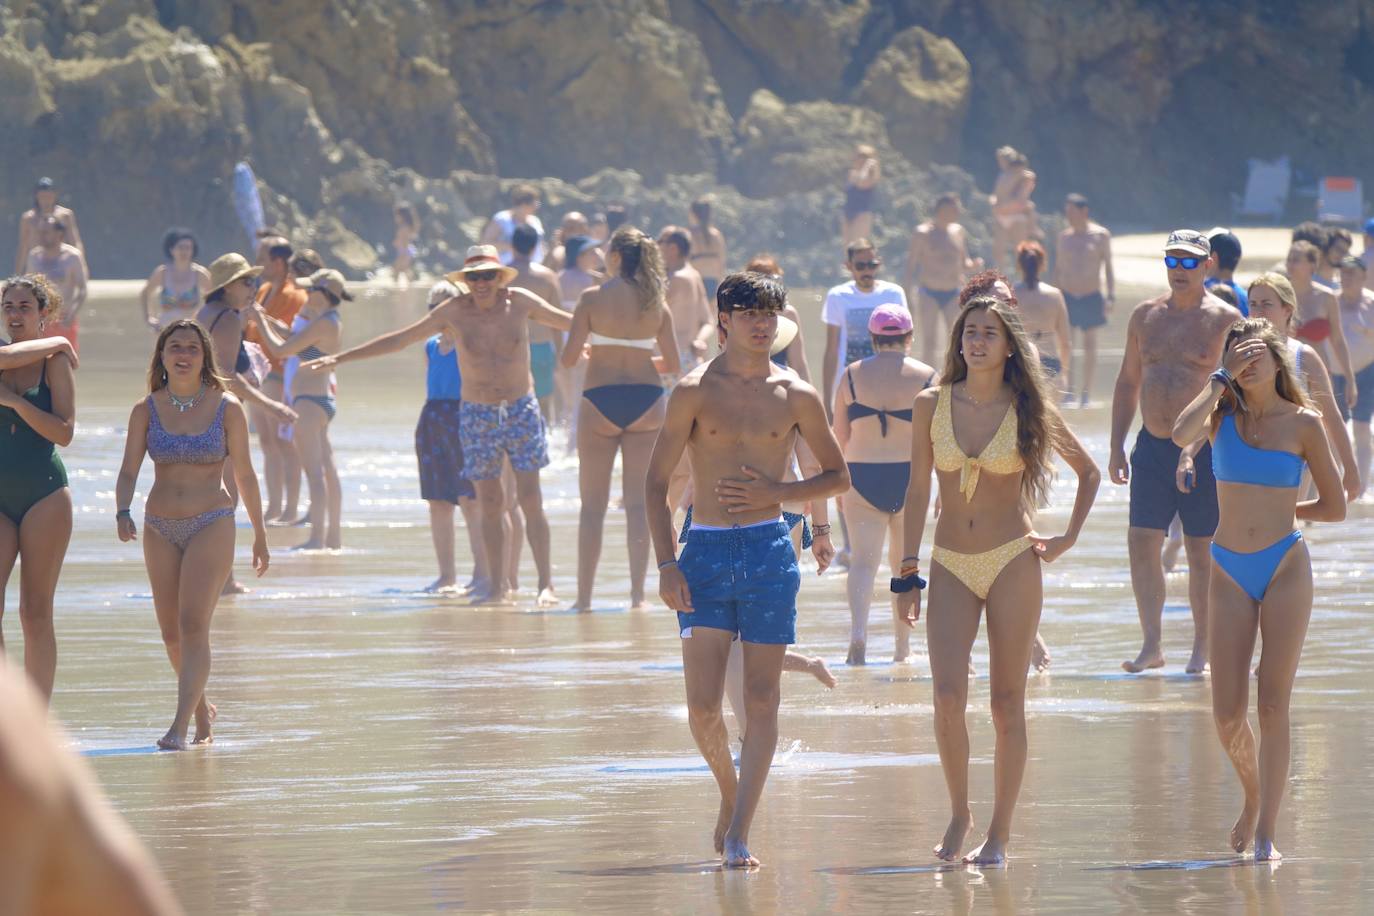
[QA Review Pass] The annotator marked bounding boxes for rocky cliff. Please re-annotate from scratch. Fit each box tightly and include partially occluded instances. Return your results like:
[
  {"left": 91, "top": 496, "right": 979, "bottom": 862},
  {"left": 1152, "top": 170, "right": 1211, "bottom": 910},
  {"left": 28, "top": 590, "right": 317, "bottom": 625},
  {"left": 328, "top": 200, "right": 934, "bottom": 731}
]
[{"left": 3, "top": 0, "right": 1371, "bottom": 283}]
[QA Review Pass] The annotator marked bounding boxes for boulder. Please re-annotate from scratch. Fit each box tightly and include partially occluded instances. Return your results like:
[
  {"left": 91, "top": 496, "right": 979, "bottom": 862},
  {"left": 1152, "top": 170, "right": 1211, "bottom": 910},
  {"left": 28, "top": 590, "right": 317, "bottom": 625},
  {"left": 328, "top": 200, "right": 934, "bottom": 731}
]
[
  {"left": 730, "top": 90, "right": 895, "bottom": 199},
  {"left": 853, "top": 26, "right": 970, "bottom": 166},
  {"left": 441, "top": 0, "right": 732, "bottom": 182}
]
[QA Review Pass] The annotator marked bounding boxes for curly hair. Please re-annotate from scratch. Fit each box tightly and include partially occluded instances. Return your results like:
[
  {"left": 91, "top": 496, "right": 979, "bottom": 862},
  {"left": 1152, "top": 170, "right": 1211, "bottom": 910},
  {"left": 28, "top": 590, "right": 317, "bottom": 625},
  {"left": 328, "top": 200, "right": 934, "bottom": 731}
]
[
  {"left": 148, "top": 319, "right": 228, "bottom": 393},
  {"left": 940, "top": 295, "right": 1059, "bottom": 509},
  {"left": 2, "top": 274, "right": 64, "bottom": 322}
]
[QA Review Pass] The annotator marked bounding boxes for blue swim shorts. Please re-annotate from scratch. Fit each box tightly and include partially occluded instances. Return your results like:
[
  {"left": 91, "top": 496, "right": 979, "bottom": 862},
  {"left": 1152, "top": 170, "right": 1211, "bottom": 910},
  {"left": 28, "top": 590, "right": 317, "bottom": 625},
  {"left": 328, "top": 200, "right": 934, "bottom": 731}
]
[
  {"left": 458, "top": 394, "right": 549, "bottom": 481},
  {"left": 675, "top": 518, "right": 800, "bottom": 645}
]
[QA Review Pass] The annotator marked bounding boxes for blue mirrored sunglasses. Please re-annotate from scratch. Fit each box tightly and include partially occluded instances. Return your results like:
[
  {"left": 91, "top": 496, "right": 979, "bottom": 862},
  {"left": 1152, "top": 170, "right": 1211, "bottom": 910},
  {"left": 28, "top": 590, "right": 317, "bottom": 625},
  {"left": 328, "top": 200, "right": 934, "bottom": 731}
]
[{"left": 1164, "top": 255, "right": 1203, "bottom": 270}]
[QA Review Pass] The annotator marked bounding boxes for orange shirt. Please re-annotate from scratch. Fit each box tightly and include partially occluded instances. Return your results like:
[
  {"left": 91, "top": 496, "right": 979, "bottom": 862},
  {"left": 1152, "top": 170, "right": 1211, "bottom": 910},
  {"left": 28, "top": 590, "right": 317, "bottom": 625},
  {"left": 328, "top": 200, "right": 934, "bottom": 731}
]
[{"left": 246, "top": 276, "right": 308, "bottom": 372}]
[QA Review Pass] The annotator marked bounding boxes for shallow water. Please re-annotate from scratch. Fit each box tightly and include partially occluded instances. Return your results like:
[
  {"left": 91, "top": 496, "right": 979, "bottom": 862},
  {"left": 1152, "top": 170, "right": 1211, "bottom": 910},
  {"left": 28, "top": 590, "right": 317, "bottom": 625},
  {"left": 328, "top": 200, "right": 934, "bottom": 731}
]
[{"left": 10, "top": 255, "right": 1374, "bottom": 914}]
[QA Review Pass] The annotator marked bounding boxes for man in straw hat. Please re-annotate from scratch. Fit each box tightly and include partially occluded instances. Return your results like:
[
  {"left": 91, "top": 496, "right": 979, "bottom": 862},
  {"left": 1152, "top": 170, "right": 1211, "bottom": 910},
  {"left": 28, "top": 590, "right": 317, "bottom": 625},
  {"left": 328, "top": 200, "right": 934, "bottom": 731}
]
[
  {"left": 306, "top": 245, "right": 572, "bottom": 606},
  {"left": 646, "top": 271, "right": 848, "bottom": 868}
]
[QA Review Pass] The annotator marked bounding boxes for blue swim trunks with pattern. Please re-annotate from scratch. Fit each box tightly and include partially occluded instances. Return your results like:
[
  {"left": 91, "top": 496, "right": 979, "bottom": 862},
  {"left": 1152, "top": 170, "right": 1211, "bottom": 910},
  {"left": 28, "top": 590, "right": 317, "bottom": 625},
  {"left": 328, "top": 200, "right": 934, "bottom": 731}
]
[
  {"left": 676, "top": 517, "right": 800, "bottom": 645},
  {"left": 458, "top": 394, "right": 549, "bottom": 481}
]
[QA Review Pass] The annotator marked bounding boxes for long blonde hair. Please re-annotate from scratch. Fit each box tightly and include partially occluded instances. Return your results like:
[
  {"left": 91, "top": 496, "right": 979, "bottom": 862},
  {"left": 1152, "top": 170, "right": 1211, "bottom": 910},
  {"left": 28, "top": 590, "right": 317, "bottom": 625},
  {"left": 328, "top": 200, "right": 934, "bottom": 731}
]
[
  {"left": 940, "top": 295, "right": 1059, "bottom": 508},
  {"left": 1210, "top": 318, "right": 1311, "bottom": 428},
  {"left": 608, "top": 226, "right": 666, "bottom": 311},
  {"left": 148, "top": 319, "right": 228, "bottom": 393}
]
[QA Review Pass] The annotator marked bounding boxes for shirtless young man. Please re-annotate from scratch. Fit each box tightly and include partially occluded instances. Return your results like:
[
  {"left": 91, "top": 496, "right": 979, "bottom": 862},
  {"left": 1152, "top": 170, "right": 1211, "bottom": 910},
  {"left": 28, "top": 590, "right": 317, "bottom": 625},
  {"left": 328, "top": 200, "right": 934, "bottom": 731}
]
[
  {"left": 647, "top": 272, "right": 849, "bottom": 868},
  {"left": 308, "top": 245, "right": 572, "bottom": 605},
  {"left": 904, "top": 193, "right": 979, "bottom": 366},
  {"left": 24, "top": 215, "right": 88, "bottom": 347},
  {"left": 0, "top": 666, "right": 182, "bottom": 914},
  {"left": 511, "top": 225, "right": 563, "bottom": 422},
  {"left": 1110, "top": 231, "right": 1242, "bottom": 674},
  {"left": 1053, "top": 194, "right": 1115, "bottom": 407},
  {"left": 658, "top": 226, "right": 714, "bottom": 370}
]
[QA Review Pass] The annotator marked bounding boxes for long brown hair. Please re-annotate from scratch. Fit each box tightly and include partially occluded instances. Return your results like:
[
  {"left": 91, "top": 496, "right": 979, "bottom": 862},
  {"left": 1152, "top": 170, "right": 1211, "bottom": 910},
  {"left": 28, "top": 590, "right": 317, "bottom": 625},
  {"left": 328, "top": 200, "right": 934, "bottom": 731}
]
[
  {"left": 1210, "top": 318, "right": 1311, "bottom": 428},
  {"left": 148, "top": 319, "right": 228, "bottom": 393},
  {"left": 940, "top": 295, "right": 1059, "bottom": 508},
  {"left": 608, "top": 226, "right": 666, "bottom": 311}
]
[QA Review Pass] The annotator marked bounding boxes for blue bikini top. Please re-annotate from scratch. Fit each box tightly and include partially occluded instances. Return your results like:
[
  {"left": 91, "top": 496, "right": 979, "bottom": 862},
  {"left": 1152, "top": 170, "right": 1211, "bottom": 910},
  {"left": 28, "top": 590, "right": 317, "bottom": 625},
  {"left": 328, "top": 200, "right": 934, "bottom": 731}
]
[{"left": 1212, "top": 413, "right": 1304, "bottom": 488}]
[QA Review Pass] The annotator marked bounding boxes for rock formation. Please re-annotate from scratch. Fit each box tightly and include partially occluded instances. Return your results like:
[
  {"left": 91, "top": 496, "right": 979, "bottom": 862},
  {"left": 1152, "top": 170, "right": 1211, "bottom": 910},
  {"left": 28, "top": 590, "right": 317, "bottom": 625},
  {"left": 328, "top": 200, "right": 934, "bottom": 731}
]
[{"left": 3, "top": 0, "right": 1372, "bottom": 282}]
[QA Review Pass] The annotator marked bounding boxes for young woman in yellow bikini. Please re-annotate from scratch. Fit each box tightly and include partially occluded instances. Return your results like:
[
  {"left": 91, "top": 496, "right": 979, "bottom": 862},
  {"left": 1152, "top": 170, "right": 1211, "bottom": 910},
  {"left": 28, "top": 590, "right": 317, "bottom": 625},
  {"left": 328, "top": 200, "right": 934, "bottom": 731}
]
[{"left": 895, "top": 294, "right": 1100, "bottom": 865}]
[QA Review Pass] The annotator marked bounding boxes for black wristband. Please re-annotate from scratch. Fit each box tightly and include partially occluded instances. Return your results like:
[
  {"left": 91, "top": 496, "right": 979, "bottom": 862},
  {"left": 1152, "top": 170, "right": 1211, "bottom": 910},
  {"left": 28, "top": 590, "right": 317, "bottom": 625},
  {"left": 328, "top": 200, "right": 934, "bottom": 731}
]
[
  {"left": 889, "top": 572, "right": 927, "bottom": 594},
  {"left": 116, "top": 509, "right": 132, "bottom": 518}
]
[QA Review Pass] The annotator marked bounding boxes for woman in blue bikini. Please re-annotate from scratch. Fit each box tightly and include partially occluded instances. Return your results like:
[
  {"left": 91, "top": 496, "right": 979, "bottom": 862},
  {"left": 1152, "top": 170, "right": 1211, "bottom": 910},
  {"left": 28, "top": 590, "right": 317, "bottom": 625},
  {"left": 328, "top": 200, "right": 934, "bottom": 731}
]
[
  {"left": 562, "top": 226, "right": 679, "bottom": 610},
  {"left": 115, "top": 320, "right": 270, "bottom": 750},
  {"left": 1172, "top": 317, "right": 1345, "bottom": 861}
]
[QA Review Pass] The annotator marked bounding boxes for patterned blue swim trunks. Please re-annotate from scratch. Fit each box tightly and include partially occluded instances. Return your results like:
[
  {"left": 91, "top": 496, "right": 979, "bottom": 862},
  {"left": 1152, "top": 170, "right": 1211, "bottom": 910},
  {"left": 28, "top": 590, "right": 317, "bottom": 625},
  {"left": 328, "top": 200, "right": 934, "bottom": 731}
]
[
  {"left": 676, "top": 517, "right": 800, "bottom": 645},
  {"left": 458, "top": 394, "right": 549, "bottom": 481}
]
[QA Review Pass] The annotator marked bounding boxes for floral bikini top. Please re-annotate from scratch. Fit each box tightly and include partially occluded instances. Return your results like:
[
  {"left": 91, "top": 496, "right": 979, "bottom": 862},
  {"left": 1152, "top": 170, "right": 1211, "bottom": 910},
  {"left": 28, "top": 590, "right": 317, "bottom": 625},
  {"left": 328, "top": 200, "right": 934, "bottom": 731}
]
[
  {"left": 146, "top": 395, "right": 228, "bottom": 465},
  {"left": 932, "top": 384, "right": 1024, "bottom": 500}
]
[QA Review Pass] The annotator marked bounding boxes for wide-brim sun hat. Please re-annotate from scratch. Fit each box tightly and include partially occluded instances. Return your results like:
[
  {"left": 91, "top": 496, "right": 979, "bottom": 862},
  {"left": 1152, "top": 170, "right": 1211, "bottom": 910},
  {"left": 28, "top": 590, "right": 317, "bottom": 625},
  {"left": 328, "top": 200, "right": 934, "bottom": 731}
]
[
  {"left": 206, "top": 252, "right": 263, "bottom": 295},
  {"left": 770, "top": 314, "right": 800, "bottom": 357},
  {"left": 445, "top": 244, "right": 519, "bottom": 286}
]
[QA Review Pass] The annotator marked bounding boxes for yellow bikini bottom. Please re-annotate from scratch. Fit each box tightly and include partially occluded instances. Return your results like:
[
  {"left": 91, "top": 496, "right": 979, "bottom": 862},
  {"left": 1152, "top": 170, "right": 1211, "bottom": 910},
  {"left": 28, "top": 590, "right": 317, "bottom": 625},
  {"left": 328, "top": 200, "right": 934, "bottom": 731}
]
[{"left": 931, "top": 535, "right": 1034, "bottom": 600}]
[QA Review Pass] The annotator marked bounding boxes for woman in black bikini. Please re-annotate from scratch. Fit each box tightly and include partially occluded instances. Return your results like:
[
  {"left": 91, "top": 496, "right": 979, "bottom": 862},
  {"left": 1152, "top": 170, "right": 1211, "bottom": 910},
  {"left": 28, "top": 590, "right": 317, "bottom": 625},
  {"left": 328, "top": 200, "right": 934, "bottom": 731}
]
[
  {"left": 832, "top": 304, "right": 936, "bottom": 665},
  {"left": 115, "top": 320, "right": 270, "bottom": 749},
  {"left": 0, "top": 275, "right": 77, "bottom": 702},
  {"left": 562, "top": 226, "right": 679, "bottom": 610}
]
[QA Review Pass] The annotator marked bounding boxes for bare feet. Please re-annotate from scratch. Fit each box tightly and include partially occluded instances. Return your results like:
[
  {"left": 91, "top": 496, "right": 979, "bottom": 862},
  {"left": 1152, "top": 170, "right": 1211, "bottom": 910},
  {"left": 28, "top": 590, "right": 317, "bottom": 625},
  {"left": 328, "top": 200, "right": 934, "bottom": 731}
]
[
  {"left": 295, "top": 539, "right": 325, "bottom": 551},
  {"left": 722, "top": 835, "right": 759, "bottom": 868},
  {"left": 629, "top": 599, "right": 655, "bottom": 612},
  {"left": 192, "top": 700, "right": 217, "bottom": 745},
  {"left": 963, "top": 834, "right": 1007, "bottom": 867},
  {"left": 467, "top": 585, "right": 512, "bottom": 606},
  {"left": 1122, "top": 648, "right": 1165, "bottom": 673},
  {"left": 1185, "top": 646, "right": 1209, "bottom": 675},
  {"left": 1031, "top": 633, "right": 1051, "bottom": 673},
  {"left": 1230, "top": 800, "right": 1258, "bottom": 853},
  {"left": 1254, "top": 837, "right": 1282, "bottom": 862},
  {"left": 536, "top": 587, "right": 558, "bottom": 608},
  {"left": 804, "top": 655, "right": 837, "bottom": 688},
  {"left": 846, "top": 641, "right": 866, "bottom": 666},
  {"left": 425, "top": 577, "right": 458, "bottom": 593},
  {"left": 221, "top": 578, "right": 249, "bottom": 596},
  {"left": 326, "top": 534, "right": 343, "bottom": 550},
  {"left": 713, "top": 798, "right": 732, "bottom": 854},
  {"left": 1161, "top": 534, "right": 1183, "bottom": 572},
  {"left": 157, "top": 730, "right": 186, "bottom": 751},
  {"left": 934, "top": 811, "right": 973, "bottom": 862}
]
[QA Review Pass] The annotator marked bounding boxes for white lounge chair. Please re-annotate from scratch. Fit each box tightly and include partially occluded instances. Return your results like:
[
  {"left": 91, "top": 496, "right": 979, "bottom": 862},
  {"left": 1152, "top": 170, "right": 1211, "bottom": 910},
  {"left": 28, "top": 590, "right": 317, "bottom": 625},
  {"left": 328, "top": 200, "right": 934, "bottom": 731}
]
[
  {"left": 1317, "top": 176, "right": 1364, "bottom": 225},
  {"left": 1232, "top": 156, "right": 1291, "bottom": 222}
]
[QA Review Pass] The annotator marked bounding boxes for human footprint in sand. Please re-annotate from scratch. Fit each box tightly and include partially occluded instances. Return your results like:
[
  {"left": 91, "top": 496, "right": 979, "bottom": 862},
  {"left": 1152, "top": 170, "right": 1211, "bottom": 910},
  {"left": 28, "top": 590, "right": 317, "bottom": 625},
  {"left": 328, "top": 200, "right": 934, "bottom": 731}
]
[
  {"left": 307, "top": 245, "right": 571, "bottom": 607},
  {"left": 647, "top": 273, "right": 850, "bottom": 868},
  {"left": 896, "top": 296, "right": 1099, "bottom": 866},
  {"left": 116, "top": 320, "right": 270, "bottom": 751}
]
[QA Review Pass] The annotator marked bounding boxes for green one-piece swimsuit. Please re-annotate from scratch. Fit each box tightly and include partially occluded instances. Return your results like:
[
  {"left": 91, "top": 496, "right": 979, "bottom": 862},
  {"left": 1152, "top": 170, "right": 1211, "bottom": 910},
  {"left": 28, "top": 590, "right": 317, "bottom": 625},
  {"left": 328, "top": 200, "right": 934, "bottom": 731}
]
[{"left": 0, "top": 361, "right": 68, "bottom": 524}]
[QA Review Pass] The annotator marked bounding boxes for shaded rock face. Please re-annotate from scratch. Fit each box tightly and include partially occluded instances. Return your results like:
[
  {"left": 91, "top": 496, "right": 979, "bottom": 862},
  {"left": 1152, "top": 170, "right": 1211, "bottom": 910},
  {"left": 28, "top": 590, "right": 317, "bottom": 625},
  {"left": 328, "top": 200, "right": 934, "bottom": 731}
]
[
  {"left": 12, "top": 0, "right": 1369, "bottom": 285},
  {"left": 441, "top": 0, "right": 731, "bottom": 182}
]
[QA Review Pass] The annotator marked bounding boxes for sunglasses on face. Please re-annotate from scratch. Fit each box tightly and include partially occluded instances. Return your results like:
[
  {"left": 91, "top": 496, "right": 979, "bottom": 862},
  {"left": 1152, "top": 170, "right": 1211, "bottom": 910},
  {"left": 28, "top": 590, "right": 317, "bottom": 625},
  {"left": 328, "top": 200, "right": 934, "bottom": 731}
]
[
  {"left": 466, "top": 270, "right": 500, "bottom": 283},
  {"left": 1164, "top": 255, "right": 1202, "bottom": 270},
  {"left": 853, "top": 260, "right": 881, "bottom": 270}
]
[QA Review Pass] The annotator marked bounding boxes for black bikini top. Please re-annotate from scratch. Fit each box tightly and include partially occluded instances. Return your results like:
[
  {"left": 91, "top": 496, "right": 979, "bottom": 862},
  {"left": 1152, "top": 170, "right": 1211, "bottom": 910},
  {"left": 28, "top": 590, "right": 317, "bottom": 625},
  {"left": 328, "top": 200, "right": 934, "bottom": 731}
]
[{"left": 845, "top": 367, "right": 929, "bottom": 437}]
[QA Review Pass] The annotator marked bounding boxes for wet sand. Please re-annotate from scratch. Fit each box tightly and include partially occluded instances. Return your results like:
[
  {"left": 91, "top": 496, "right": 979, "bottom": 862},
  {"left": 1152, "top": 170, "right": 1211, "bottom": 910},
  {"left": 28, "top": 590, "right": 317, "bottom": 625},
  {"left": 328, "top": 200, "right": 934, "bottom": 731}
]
[{"left": 9, "top": 231, "right": 1374, "bottom": 912}]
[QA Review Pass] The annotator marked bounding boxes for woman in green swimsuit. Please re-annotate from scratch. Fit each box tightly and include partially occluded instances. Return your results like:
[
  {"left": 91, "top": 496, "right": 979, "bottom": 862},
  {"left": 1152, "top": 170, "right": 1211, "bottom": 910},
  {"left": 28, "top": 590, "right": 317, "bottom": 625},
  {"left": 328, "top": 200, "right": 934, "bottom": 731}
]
[{"left": 0, "top": 274, "right": 77, "bottom": 702}]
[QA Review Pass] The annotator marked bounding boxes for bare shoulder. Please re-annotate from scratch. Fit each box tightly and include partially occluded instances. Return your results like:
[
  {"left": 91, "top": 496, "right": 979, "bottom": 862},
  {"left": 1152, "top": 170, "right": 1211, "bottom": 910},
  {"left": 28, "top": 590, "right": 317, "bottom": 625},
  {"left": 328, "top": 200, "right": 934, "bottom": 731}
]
[
  {"left": 219, "top": 391, "right": 246, "bottom": 419},
  {"left": 913, "top": 386, "right": 940, "bottom": 416},
  {"left": 129, "top": 397, "right": 150, "bottom": 424},
  {"left": 902, "top": 356, "right": 937, "bottom": 379},
  {"left": 1295, "top": 406, "right": 1326, "bottom": 431},
  {"left": 673, "top": 359, "right": 713, "bottom": 394},
  {"left": 1092, "top": 222, "right": 1112, "bottom": 239},
  {"left": 780, "top": 372, "right": 823, "bottom": 408},
  {"left": 1203, "top": 295, "right": 1244, "bottom": 325},
  {"left": 1131, "top": 295, "right": 1167, "bottom": 324}
]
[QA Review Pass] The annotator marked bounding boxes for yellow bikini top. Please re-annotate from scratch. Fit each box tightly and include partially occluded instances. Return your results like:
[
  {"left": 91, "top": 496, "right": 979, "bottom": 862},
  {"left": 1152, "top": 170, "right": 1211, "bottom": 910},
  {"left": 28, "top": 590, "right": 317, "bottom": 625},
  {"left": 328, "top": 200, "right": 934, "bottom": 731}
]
[{"left": 932, "top": 384, "right": 1025, "bottom": 500}]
